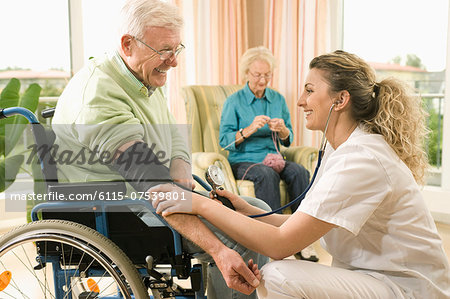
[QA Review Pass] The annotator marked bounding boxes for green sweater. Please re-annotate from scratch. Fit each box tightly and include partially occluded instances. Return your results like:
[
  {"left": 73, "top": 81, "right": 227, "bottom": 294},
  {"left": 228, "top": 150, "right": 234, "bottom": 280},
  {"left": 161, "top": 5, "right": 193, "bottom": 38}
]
[{"left": 52, "top": 51, "right": 190, "bottom": 183}]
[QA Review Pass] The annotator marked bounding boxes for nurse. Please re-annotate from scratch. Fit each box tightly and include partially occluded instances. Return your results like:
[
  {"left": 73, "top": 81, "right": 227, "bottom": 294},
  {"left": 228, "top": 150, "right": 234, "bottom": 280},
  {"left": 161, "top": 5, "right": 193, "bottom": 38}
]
[{"left": 152, "top": 50, "right": 450, "bottom": 298}]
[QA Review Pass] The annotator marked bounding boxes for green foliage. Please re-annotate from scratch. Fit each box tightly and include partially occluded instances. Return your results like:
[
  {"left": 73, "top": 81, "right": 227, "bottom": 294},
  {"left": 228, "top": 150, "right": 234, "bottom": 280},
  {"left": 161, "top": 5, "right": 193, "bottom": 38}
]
[
  {"left": 426, "top": 107, "right": 443, "bottom": 167},
  {"left": 389, "top": 54, "right": 426, "bottom": 70},
  {"left": 423, "top": 97, "right": 443, "bottom": 167},
  {"left": 405, "top": 54, "right": 425, "bottom": 70},
  {"left": 0, "top": 154, "right": 24, "bottom": 191},
  {"left": 0, "top": 78, "right": 41, "bottom": 192},
  {"left": 390, "top": 55, "right": 401, "bottom": 64},
  {"left": 41, "top": 81, "right": 65, "bottom": 97}
]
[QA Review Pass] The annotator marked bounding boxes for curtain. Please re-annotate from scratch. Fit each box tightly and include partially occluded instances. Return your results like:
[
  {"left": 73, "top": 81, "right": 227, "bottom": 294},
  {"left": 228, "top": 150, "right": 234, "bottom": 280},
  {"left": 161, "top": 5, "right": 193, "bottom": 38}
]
[
  {"left": 168, "top": 0, "right": 248, "bottom": 123},
  {"left": 264, "top": 0, "right": 330, "bottom": 148}
]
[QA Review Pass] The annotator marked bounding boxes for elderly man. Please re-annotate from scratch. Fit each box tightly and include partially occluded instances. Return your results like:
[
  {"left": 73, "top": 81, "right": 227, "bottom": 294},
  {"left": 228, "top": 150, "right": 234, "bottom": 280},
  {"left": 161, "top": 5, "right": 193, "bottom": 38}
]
[{"left": 52, "top": 0, "right": 268, "bottom": 297}]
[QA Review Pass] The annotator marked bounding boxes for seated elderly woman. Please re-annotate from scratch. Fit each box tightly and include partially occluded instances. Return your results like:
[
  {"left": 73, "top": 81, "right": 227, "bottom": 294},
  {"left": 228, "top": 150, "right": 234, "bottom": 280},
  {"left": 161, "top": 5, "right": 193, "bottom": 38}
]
[{"left": 219, "top": 46, "right": 310, "bottom": 214}]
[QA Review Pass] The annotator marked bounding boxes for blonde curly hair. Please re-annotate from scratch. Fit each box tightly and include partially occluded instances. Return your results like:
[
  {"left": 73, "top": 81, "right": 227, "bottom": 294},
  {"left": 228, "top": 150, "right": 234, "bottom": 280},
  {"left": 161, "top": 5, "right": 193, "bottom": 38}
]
[{"left": 310, "top": 50, "right": 429, "bottom": 184}]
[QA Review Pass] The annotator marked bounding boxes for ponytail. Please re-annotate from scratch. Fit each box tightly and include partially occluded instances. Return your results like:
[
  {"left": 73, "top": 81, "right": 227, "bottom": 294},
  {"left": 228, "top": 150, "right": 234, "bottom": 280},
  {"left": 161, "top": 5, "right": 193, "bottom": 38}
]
[{"left": 362, "top": 78, "right": 429, "bottom": 184}]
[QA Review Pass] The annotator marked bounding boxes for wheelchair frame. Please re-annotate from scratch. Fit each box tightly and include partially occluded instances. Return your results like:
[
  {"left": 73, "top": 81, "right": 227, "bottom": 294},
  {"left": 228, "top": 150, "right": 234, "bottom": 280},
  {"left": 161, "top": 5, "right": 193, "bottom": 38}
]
[{"left": 0, "top": 107, "right": 208, "bottom": 299}]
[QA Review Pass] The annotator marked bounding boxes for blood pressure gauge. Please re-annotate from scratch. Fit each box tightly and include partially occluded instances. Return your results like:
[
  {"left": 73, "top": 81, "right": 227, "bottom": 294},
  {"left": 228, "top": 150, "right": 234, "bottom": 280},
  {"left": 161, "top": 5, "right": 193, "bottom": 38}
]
[
  {"left": 205, "top": 165, "right": 225, "bottom": 189},
  {"left": 205, "top": 165, "right": 235, "bottom": 210}
]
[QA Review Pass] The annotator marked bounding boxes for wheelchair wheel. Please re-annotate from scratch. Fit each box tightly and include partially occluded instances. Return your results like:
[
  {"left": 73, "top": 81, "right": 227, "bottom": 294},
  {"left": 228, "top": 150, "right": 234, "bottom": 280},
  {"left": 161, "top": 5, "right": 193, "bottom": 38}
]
[{"left": 0, "top": 220, "right": 149, "bottom": 299}]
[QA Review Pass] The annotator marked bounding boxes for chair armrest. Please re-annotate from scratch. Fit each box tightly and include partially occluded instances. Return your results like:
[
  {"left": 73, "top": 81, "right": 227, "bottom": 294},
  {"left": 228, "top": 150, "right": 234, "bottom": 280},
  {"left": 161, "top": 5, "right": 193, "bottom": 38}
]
[
  {"left": 235, "top": 180, "right": 256, "bottom": 197},
  {"left": 192, "top": 152, "right": 239, "bottom": 194},
  {"left": 281, "top": 146, "right": 319, "bottom": 173}
]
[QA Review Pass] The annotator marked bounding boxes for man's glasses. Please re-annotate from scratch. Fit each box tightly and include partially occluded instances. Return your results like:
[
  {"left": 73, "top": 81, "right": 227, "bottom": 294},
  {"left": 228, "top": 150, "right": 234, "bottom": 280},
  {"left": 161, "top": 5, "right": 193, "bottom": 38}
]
[
  {"left": 134, "top": 36, "right": 185, "bottom": 61},
  {"left": 249, "top": 71, "right": 273, "bottom": 80}
]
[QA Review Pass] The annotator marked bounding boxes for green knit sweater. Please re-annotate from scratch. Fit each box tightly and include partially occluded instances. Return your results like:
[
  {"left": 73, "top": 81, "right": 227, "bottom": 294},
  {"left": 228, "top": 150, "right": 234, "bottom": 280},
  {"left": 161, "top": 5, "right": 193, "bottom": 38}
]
[{"left": 52, "top": 51, "right": 190, "bottom": 183}]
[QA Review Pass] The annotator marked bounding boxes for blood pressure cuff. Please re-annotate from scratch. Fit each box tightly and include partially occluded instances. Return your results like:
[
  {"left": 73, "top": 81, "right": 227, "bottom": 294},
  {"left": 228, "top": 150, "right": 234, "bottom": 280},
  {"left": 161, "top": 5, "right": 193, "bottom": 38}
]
[{"left": 111, "top": 142, "right": 172, "bottom": 192}]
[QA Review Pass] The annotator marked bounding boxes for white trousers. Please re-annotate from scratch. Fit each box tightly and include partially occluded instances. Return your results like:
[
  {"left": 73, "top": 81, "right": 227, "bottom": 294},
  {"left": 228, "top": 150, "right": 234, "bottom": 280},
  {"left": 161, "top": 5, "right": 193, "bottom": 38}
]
[{"left": 257, "top": 260, "right": 407, "bottom": 299}]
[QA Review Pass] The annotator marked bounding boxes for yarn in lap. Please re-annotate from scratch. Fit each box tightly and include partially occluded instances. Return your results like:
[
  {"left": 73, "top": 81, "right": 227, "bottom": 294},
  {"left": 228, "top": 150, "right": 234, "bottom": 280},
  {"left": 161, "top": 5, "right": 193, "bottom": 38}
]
[{"left": 263, "top": 153, "right": 286, "bottom": 173}]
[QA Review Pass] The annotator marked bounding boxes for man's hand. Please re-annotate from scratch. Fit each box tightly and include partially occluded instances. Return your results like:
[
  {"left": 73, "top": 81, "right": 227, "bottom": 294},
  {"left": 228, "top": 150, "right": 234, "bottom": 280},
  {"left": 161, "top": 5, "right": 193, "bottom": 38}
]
[
  {"left": 173, "top": 178, "right": 196, "bottom": 190},
  {"left": 214, "top": 248, "right": 261, "bottom": 295}
]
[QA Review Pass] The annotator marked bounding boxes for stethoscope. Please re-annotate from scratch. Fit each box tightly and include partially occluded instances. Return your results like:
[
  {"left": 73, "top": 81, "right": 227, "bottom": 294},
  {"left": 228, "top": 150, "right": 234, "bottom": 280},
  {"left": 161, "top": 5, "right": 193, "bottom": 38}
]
[{"left": 193, "top": 102, "right": 338, "bottom": 218}]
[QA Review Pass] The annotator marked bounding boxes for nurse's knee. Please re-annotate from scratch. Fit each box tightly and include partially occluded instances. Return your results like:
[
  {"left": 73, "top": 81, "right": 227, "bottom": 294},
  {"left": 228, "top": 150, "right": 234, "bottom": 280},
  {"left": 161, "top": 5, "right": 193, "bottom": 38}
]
[{"left": 258, "top": 260, "right": 322, "bottom": 298}]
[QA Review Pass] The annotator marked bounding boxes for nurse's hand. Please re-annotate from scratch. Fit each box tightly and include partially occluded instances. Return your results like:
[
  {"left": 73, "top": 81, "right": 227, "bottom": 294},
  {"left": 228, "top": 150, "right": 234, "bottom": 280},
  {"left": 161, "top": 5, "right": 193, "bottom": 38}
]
[
  {"left": 149, "top": 183, "right": 202, "bottom": 216},
  {"left": 212, "top": 189, "right": 253, "bottom": 215}
]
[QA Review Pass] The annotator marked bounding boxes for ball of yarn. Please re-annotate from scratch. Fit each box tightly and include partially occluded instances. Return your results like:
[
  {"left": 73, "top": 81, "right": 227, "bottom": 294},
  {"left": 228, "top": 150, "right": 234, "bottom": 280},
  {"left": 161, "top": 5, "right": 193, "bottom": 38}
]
[{"left": 263, "top": 153, "right": 286, "bottom": 173}]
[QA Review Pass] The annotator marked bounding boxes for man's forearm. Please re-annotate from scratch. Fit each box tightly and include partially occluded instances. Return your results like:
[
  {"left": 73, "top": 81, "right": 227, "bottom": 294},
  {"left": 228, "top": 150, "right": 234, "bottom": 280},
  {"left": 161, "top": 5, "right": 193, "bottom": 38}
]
[
  {"left": 170, "top": 158, "right": 194, "bottom": 189},
  {"left": 164, "top": 213, "right": 224, "bottom": 257},
  {"left": 163, "top": 206, "right": 262, "bottom": 294}
]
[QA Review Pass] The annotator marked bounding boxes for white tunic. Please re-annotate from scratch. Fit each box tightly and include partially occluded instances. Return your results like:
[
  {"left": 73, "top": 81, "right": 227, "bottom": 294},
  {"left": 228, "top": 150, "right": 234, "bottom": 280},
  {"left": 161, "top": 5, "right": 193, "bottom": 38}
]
[{"left": 298, "top": 127, "right": 450, "bottom": 298}]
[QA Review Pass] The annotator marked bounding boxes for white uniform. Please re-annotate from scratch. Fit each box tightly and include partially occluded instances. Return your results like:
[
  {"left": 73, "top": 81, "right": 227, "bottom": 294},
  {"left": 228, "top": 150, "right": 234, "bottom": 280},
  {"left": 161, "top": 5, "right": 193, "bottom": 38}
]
[{"left": 258, "top": 127, "right": 450, "bottom": 299}]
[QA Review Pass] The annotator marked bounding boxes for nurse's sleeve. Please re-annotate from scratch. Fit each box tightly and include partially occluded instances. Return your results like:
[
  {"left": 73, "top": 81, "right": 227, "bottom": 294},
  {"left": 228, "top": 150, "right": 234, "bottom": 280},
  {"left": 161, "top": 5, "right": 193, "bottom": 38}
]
[{"left": 297, "top": 144, "right": 392, "bottom": 235}]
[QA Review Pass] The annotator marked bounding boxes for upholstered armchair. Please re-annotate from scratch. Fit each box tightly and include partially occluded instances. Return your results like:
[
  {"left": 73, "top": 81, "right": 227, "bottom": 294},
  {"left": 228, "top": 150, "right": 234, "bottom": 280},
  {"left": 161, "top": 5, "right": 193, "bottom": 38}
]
[{"left": 182, "top": 85, "right": 318, "bottom": 210}]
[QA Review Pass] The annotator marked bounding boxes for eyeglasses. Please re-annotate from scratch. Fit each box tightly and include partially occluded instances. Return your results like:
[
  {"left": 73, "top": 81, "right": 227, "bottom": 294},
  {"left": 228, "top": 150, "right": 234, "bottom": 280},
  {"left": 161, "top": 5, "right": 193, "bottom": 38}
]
[
  {"left": 133, "top": 36, "right": 185, "bottom": 61},
  {"left": 248, "top": 71, "right": 273, "bottom": 80}
]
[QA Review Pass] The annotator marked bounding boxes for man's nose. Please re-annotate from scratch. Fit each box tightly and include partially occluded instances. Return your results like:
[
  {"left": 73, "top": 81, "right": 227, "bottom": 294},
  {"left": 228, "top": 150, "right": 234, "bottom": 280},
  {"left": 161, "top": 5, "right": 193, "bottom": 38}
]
[{"left": 165, "top": 54, "right": 178, "bottom": 67}]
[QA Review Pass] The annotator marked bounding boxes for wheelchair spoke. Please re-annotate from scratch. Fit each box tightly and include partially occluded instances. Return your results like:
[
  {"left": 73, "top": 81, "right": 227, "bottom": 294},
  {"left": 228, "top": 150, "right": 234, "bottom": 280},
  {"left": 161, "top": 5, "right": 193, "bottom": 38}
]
[
  {"left": 12, "top": 247, "right": 54, "bottom": 298},
  {"left": 64, "top": 245, "right": 102, "bottom": 298},
  {"left": 60, "top": 242, "right": 69, "bottom": 295},
  {"left": 1, "top": 221, "right": 148, "bottom": 298},
  {"left": 63, "top": 250, "right": 88, "bottom": 299},
  {"left": 1, "top": 261, "right": 31, "bottom": 299},
  {"left": 1, "top": 289, "right": 22, "bottom": 298},
  {"left": 1, "top": 251, "right": 45, "bottom": 299}
]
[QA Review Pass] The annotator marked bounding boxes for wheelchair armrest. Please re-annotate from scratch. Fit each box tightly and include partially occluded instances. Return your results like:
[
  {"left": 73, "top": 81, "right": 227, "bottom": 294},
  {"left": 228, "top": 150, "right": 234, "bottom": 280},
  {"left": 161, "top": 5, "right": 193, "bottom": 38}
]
[
  {"left": 281, "top": 146, "right": 318, "bottom": 173},
  {"left": 47, "top": 181, "right": 127, "bottom": 199}
]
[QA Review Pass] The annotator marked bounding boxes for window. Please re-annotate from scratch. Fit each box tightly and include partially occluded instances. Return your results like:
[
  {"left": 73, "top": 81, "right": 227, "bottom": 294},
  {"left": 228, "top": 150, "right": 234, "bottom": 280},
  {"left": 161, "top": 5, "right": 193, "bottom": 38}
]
[
  {"left": 343, "top": 0, "right": 449, "bottom": 187},
  {"left": 81, "top": 1, "right": 124, "bottom": 61},
  {"left": 342, "top": 0, "right": 450, "bottom": 222},
  {"left": 0, "top": 0, "right": 71, "bottom": 96}
]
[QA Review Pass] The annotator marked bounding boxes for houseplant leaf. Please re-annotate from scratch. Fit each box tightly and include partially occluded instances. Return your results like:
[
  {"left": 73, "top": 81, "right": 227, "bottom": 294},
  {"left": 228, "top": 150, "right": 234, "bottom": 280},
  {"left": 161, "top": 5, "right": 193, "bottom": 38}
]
[
  {"left": 0, "top": 154, "right": 25, "bottom": 192},
  {"left": 0, "top": 78, "right": 21, "bottom": 157},
  {"left": 4, "top": 83, "right": 42, "bottom": 156}
]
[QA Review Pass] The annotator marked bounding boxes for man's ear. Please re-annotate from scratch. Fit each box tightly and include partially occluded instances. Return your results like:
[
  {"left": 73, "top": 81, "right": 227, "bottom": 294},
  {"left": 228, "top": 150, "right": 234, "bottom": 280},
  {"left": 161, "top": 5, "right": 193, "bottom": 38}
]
[{"left": 121, "top": 35, "right": 133, "bottom": 57}]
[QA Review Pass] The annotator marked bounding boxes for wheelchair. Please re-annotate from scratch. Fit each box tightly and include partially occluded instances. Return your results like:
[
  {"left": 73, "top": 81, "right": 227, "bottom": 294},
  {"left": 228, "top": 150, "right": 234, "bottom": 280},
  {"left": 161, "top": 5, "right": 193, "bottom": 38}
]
[{"left": 0, "top": 107, "right": 213, "bottom": 298}]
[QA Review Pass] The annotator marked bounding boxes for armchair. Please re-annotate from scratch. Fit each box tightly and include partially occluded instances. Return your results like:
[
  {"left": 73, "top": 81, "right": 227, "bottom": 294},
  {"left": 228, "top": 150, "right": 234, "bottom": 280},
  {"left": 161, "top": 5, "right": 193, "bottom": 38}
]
[{"left": 182, "top": 85, "right": 318, "bottom": 211}]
